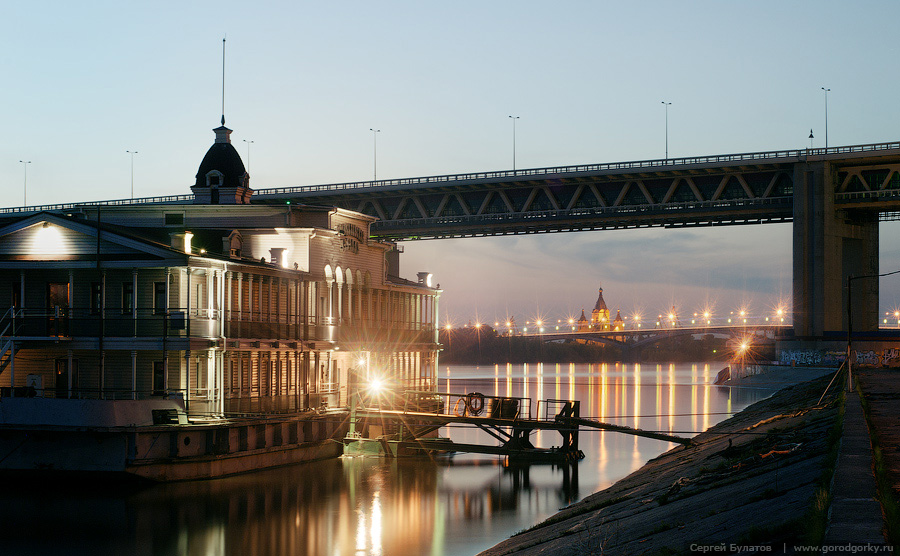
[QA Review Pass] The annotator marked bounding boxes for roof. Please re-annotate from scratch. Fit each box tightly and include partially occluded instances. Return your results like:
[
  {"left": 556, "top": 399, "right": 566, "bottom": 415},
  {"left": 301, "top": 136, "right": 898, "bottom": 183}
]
[
  {"left": 593, "top": 288, "right": 608, "bottom": 312},
  {"left": 194, "top": 126, "right": 248, "bottom": 189}
]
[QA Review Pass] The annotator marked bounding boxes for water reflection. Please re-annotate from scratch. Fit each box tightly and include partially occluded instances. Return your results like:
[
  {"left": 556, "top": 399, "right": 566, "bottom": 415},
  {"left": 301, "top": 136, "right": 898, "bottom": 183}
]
[{"left": 2, "top": 362, "right": 774, "bottom": 556}]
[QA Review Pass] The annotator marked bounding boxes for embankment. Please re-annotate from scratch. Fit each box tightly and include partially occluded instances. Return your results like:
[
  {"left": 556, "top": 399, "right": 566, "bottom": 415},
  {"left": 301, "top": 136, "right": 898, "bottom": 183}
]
[{"left": 479, "top": 375, "right": 842, "bottom": 555}]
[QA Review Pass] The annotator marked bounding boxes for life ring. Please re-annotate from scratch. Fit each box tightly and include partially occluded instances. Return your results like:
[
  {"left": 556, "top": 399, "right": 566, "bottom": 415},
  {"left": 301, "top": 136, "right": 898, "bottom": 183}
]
[
  {"left": 453, "top": 397, "right": 467, "bottom": 417},
  {"left": 467, "top": 392, "right": 485, "bottom": 416}
]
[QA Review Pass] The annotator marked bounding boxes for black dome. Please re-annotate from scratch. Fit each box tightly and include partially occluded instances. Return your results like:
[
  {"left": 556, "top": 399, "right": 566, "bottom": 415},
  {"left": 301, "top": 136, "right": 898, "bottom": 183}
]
[{"left": 194, "top": 125, "right": 249, "bottom": 189}]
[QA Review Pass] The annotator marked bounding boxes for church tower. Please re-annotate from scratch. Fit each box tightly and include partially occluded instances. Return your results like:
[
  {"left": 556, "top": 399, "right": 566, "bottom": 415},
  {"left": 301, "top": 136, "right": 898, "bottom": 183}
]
[
  {"left": 591, "top": 286, "right": 610, "bottom": 330},
  {"left": 577, "top": 309, "right": 590, "bottom": 331},
  {"left": 613, "top": 309, "right": 624, "bottom": 331},
  {"left": 191, "top": 124, "right": 253, "bottom": 204}
]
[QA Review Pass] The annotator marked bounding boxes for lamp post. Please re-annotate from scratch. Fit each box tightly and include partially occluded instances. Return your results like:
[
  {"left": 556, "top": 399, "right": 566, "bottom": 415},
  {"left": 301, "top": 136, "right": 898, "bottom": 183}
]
[
  {"left": 242, "top": 139, "right": 254, "bottom": 172},
  {"left": 821, "top": 87, "right": 830, "bottom": 149},
  {"left": 18, "top": 160, "right": 31, "bottom": 206},
  {"left": 126, "top": 150, "right": 138, "bottom": 199},
  {"left": 369, "top": 128, "right": 380, "bottom": 181},
  {"left": 809, "top": 129, "right": 814, "bottom": 149},
  {"left": 661, "top": 102, "right": 672, "bottom": 160},
  {"left": 508, "top": 115, "right": 520, "bottom": 171}
]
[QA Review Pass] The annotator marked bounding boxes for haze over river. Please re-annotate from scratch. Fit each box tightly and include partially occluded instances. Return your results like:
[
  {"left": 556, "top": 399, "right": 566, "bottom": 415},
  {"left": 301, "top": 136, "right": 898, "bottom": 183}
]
[{"left": 4, "top": 362, "right": 776, "bottom": 556}]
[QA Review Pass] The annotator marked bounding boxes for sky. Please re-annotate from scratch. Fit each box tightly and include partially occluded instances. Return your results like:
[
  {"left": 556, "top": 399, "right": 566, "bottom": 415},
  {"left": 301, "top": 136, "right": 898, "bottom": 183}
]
[{"left": 3, "top": 1, "right": 900, "bottom": 325}]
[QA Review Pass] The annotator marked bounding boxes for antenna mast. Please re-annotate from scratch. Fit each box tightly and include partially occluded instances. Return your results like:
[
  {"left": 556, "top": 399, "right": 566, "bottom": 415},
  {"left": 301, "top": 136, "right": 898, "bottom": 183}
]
[{"left": 221, "top": 36, "right": 226, "bottom": 125}]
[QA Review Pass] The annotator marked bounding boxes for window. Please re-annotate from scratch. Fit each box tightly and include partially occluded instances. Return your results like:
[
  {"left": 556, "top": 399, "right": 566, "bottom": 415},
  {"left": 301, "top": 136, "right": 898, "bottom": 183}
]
[
  {"left": 206, "top": 171, "right": 223, "bottom": 204},
  {"left": 153, "top": 282, "right": 166, "bottom": 315},
  {"left": 153, "top": 361, "right": 165, "bottom": 395},
  {"left": 122, "top": 282, "right": 134, "bottom": 314},
  {"left": 90, "top": 282, "right": 102, "bottom": 315}
]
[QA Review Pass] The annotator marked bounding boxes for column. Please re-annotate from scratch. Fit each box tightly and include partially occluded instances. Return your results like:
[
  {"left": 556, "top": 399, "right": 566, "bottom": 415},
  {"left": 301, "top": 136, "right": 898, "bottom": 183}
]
[
  {"left": 132, "top": 269, "right": 138, "bottom": 337},
  {"left": 131, "top": 350, "right": 137, "bottom": 400},
  {"left": 792, "top": 161, "right": 880, "bottom": 335}
]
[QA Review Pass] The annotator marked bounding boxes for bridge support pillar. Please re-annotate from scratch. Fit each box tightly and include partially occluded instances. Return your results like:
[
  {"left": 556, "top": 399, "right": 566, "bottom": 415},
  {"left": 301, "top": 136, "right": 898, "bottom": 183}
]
[{"left": 792, "top": 161, "right": 879, "bottom": 337}]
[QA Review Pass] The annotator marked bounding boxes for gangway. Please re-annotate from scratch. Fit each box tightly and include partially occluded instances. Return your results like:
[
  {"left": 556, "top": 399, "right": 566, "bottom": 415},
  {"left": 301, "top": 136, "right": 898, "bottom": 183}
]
[{"left": 342, "top": 391, "right": 691, "bottom": 462}]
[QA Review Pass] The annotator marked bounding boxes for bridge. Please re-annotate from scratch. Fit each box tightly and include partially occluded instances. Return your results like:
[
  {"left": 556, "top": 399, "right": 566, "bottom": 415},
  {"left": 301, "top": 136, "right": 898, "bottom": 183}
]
[
  {"left": 6, "top": 141, "right": 900, "bottom": 341},
  {"left": 248, "top": 141, "right": 900, "bottom": 340},
  {"left": 520, "top": 323, "right": 786, "bottom": 351}
]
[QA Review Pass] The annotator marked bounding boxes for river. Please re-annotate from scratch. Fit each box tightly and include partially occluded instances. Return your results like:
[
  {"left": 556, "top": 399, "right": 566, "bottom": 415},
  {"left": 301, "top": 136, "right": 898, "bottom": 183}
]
[{"left": 3, "top": 362, "right": 776, "bottom": 556}]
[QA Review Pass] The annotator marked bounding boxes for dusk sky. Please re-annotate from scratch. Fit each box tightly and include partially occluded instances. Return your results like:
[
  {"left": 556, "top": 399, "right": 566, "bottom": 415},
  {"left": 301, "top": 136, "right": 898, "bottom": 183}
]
[{"left": 3, "top": 2, "right": 900, "bottom": 325}]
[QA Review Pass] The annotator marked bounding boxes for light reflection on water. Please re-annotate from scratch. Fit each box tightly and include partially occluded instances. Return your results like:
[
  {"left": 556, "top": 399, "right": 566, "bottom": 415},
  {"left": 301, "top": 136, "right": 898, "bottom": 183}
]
[{"left": 3, "top": 362, "right": 774, "bottom": 556}]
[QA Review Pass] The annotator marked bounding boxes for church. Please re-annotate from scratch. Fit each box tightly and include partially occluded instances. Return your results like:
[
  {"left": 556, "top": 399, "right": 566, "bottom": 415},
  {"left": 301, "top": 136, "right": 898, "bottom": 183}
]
[{"left": 577, "top": 286, "right": 624, "bottom": 331}]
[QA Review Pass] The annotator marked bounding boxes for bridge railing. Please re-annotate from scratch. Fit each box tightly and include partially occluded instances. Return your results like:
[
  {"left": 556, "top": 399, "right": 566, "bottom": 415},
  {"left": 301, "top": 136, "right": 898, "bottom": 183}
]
[
  {"left": 0, "top": 194, "right": 194, "bottom": 215},
  {"left": 253, "top": 140, "right": 900, "bottom": 197}
]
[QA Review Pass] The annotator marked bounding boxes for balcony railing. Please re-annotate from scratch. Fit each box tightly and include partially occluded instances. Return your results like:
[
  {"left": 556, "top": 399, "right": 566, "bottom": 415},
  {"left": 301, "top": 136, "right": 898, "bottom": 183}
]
[{"left": 1, "top": 306, "right": 438, "bottom": 345}]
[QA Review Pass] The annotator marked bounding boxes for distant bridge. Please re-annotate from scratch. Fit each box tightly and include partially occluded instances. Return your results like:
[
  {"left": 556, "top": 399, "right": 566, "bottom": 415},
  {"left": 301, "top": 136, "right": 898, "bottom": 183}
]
[{"left": 522, "top": 324, "right": 788, "bottom": 350}]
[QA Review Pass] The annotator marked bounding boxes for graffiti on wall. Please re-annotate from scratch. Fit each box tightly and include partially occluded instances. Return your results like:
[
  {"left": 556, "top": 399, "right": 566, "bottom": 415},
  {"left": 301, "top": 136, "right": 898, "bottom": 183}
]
[
  {"left": 779, "top": 350, "right": 846, "bottom": 366},
  {"left": 854, "top": 348, "right": 900, "bottom": 368},
  {"left": 780, "top": 348, "right": 900, "bottom": 368}
]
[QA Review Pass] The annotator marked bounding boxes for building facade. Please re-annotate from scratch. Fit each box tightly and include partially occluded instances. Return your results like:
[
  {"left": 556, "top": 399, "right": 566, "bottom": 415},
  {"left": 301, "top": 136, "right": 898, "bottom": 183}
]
[{"left": 0, "top": 124, "right": 441, "bottom": 425}]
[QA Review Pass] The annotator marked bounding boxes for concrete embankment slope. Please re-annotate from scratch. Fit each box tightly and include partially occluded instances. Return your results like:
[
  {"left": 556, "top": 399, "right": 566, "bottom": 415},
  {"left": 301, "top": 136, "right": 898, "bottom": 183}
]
[{"left": 480, "top": 376, "right": 846, "bottom": 555}]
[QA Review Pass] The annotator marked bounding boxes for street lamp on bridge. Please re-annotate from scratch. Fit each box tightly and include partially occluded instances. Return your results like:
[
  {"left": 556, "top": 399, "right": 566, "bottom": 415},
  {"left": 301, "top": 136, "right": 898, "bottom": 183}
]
[
  {"left": 242, "top": 139, "right": 254, "bottom": 172},
  {"left": 508, "top": 116, "right": 520, "bottom": 171},
  {"left": 369, "top": 128, "right": 381, "bottom": 181},
  {"left": 661, "top": 101, "right": 672, "bottom": 160},
  {"left": 821, "top": 87, "right": 830, "bottom": 148},
  {"left": 126, "top": 150, "right": 138, "bottom": 199},
  {"left": 18, "top": 160, "right": 31, "bottom": 206}
]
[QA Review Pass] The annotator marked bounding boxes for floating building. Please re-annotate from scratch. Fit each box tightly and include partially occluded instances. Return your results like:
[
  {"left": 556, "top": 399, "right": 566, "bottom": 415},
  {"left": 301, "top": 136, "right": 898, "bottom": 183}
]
[{"left": 0, "top": 122, "right": 441, "bottom": 480}]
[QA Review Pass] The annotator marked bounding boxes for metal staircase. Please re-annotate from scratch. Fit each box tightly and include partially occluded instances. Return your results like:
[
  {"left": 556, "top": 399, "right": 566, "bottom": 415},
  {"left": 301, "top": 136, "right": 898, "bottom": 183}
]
[{"left": 0, "top": 307, "right": 21, "bottom": 376}]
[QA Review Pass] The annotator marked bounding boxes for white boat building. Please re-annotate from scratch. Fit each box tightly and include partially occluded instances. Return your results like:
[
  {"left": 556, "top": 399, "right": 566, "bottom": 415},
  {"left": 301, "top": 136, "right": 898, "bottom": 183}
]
[{"left": 0, "top": 123, "right": 441, "bottom": 480}]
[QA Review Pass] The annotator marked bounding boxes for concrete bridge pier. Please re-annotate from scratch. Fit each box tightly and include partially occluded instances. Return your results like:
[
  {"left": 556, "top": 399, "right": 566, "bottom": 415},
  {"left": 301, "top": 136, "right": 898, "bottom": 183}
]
[{"left": 792, "top": 161, "right": 879, "bottom": 337}]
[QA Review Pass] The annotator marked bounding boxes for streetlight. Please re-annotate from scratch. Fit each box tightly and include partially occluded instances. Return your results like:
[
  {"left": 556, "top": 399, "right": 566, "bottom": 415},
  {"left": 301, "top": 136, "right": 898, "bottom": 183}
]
[
  {"left": 242, "top": 139, "right": 254, "bottom": 172},
  {"left": 809, "top": 129, "right": 814, "bottom": 149},
  {"left": 126, "top": 150, "right": 138, "bottom": 199},
  {"left": 18, "top": 160, "right": 31, "bottom": 206},
  {"left": 508, "top": 115, "right": 520, "bottom": 171},
  {"left": 737, "top": 339, "right": 750, "bottom": 378},
  {"left": 821, "top": 88, "right": 830, "bottom": 149},
  {"left": 19, "top": 160, "right": 31, "bottom": 206},
  {"left": 661, "top": 102, "right": 672, "bottom": 160},
  {"left": 369, "top": 128, "right": 380, "bottom": 181}
]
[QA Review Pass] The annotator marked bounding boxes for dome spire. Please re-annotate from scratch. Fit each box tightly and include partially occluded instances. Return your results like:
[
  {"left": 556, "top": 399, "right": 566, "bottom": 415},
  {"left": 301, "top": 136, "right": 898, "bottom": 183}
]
[{"left": 220, "top": 36, "right": 227, "bottom": 127}]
